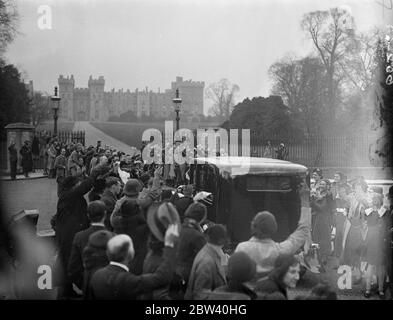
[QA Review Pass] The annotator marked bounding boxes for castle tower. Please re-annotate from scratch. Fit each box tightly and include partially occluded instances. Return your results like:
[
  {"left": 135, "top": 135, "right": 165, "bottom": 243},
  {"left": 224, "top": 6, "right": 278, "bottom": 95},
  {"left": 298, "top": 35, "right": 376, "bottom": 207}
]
[
  {"left": 58, "top": 75, "right": 75, "bottom": 121},
  {"left": 88, "top": 75, "right": 105, "bottom": 121},
  {"left": 170, "top": 76, "right": 205, "bottom": 117}
]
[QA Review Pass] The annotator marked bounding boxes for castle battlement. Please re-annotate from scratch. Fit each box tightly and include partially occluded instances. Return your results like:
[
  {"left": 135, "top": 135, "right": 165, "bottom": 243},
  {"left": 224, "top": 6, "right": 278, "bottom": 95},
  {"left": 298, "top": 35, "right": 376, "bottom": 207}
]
[
  {"left": 58, "top": 74, "right": 75, "bottom": 85},
  {"left": 74, "top": 88, "right": 89, "bottom": 93},
  {"left": 173, "top": 82, "right": 205, "bottom": 88},
  {"left": 108, "top": 89, "right": 134, "bottom": 95},
  {"left": 172, "top": 76, "right": 204, "bottom": 88},
  {"left": 88, "top": 75, "right": 105, "bottom": 87}
]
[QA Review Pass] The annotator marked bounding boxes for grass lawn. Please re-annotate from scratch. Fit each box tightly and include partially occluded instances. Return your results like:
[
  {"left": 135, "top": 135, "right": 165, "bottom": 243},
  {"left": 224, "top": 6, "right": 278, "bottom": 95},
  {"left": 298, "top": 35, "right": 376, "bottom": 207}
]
[
  {"left": 90, "top": 121, "right": 210, "bottom": 148},
  {"left": 36, "top": 121, "right": 75, "bottom": 132},
  {"left": 90, "top": 122, "right": 164, "bottom": 148}
]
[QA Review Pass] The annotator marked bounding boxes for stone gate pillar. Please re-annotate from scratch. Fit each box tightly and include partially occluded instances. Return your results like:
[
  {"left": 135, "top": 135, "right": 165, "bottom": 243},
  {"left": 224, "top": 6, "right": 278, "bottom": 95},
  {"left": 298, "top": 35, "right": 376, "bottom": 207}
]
[{"left": 5, "top": 123, "right": 35, "bottom": 173}]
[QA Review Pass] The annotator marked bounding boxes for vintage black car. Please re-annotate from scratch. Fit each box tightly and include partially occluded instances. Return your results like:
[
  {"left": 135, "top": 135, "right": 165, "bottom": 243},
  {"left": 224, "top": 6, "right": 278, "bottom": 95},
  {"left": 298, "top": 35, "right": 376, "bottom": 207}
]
[{"left": 189, "top": 156, "right": 309, "bottom": 245}]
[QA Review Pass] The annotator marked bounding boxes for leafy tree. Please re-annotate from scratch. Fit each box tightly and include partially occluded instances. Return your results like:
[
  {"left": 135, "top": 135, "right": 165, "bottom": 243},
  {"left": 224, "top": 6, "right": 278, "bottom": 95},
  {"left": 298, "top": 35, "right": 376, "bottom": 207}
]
[
  {"left": 0, "top": 0, "right": 19, "bottom": 56},
  {"left": 223, "top": 95, "right": 303, "bottom": 144},
  {"left": 206, "top": 79, "right": 239, "bottom": 119},
  {"left": 0, "top": 58, "right": 30, "bottom": 138},
  {"left": 0, "top": 1, "right": 31, "bottom": 138},
  {"left": 199, "top": 114, "right": 227, "bottom": 123}
]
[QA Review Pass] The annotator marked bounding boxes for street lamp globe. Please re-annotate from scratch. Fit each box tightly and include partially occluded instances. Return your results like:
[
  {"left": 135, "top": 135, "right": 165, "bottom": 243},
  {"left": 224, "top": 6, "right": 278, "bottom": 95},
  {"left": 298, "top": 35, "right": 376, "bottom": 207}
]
[
  {"left": 51, "top": 87, "right": 61, "bottom": 108},
  {"left": 172, "top": 88, "right": 182, "bottom": 131},
  {"left": 51, "top": 86, "right": 61, "bottom": 137},
  {"left": 173, "top": 88, "right": 182, "bottom": 110}
]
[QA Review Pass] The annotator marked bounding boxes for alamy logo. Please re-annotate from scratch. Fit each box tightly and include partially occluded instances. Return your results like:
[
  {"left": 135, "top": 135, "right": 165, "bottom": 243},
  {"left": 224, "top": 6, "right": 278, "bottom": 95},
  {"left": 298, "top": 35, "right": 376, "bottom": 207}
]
[
  {"left": 337, "top": 265, "right": 352, "bottom": 290},
  {"left": 141, "top": 121, "right": 251, "bottom": 174},
  {"left": 37, "top": 265, "right": 52, "bottom": 290}
]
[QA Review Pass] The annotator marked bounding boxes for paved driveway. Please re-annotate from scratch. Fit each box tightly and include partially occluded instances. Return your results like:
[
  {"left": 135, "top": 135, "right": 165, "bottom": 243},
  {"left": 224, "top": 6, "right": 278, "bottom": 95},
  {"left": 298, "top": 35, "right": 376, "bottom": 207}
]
[{"left": 73, "top": 121, "right": 134, "bottom": 152}]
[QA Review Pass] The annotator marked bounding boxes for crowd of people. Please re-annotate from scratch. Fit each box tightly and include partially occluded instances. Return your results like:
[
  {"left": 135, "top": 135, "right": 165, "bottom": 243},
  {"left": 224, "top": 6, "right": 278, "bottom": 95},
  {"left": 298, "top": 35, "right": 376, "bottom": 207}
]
[
  {"left": 257, "top": 141, "right": 289, "bottom": 160},
  {"left": 309, "top": 169, "right": 393, "bottom": 299},
  {"left": 24, "top": 136, "right": 318, "bottom": 300},
  {"left": 8, "top": 133, "right": 134, "bottom": 180},
  {"left": 4, "top": 135, "right": 393, "bottom": 300}
]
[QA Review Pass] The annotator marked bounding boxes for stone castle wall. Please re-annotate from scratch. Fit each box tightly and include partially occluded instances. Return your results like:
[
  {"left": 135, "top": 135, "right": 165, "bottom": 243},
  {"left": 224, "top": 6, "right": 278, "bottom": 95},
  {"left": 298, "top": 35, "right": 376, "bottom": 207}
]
[{"left": 58, "top": 75, "right": 204, "bottom": 122}]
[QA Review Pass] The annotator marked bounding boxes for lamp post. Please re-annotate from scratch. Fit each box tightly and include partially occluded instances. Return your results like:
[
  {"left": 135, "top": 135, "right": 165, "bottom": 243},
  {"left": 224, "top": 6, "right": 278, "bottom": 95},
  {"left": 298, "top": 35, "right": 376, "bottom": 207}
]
[
  {"left": 51, "top": 86, "right": 61, "bottom": 137},
  {"left": 172, "top": 88, "right": 182, "bottom": 131}
]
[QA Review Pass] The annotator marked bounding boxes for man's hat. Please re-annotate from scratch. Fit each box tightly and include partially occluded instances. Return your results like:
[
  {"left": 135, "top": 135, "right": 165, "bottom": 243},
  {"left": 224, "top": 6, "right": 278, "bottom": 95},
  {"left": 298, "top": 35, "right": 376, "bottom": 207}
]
[
  {"left": 147, "top": 202, "right": 181, "bottom": 242},
  {"left": 87, "top": 230, "right": 115, "bottom": 249}
]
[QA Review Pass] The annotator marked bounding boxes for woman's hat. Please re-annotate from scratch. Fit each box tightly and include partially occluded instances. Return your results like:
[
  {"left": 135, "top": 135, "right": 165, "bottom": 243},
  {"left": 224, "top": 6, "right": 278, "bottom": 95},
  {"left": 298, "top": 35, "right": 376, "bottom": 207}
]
[
  {"left": 227, "top": 252, "right": 256, "bottom": 284},
  {"left": 147, "top": 202, "right": 181, "bottom": 242},
  {"left": 251, "top": 211, "right": 278, "bottom": 239},
  {"left": 184, "top": 202, "right": 207, "bottom": 223},
  {"left": 123, "top": 179, "right": 141, "bottom": 197}
]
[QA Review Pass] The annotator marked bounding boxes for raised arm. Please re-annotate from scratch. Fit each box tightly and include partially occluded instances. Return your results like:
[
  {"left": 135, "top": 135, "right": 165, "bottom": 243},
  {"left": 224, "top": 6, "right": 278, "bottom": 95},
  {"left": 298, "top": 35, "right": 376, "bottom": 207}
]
[
  {"left": 277, "top": 207, "right": 311, "bottom": 256},
  {"left": 119, "top": 224, "right": 178, "bottom": 298},
  {"left": 110, "top": 197, "right": 126, "bottom": 227},
  {"left": 278, "top": 183, "right": 312, "bottom": 255},
  {"left": 70, "top": 163, "right": 110, "bottom": 197}
]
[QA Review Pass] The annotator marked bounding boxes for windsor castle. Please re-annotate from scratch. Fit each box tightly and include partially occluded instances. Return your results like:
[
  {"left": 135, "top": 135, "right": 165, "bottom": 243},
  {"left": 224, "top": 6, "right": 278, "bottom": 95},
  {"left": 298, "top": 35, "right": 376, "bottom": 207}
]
[{"left": 57, "top": 76, "right": 204, "bottom": 122}]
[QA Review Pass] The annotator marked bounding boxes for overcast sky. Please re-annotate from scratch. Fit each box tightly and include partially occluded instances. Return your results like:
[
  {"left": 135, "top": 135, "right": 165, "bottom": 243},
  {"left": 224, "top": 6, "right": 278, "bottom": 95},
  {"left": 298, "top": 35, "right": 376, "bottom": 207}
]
[{"left": 5, "top": 0, "right": 392, "bottom": 113}]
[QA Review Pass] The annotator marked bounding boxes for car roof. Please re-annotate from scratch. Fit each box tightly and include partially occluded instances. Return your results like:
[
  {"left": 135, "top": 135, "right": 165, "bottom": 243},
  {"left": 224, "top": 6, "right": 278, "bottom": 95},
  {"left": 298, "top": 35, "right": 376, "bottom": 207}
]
[
  {"left": 194, "top": 156, "right": 308, "bottom": 176},
  {"left": 327, "top": 179, "right": 393, "bottom": 185},
  {"left": 365, "top": 179, "right": 393, "bottom": 185}
]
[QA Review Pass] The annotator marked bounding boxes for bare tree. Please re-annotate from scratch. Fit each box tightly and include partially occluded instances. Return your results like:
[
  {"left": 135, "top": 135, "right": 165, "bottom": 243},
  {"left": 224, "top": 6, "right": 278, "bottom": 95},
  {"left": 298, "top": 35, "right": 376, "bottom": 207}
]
[
  {"left": 269, "top": 55, "right": 328, "bottom": 137},
  {"left": 30, "top": 92, "right": 51, "bottom": 127},
  {"left": 339, "top": 28, "right": 383, "bottom": 95},
  {"left": 205, "top": 78, "right": 239, "bottom": 119},
  {"left": 0, "top": 0, "right": 19, "bottom": 55},
  {"left": 301, "top": 7, "right": 356, "bottom": 123}
]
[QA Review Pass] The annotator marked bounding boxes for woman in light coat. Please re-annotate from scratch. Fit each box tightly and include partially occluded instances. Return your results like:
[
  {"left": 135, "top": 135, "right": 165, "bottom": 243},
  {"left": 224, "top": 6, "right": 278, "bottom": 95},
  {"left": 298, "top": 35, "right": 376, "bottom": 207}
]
[{"left": 47, "top": 142, "right": 57, "bottom": 178}]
